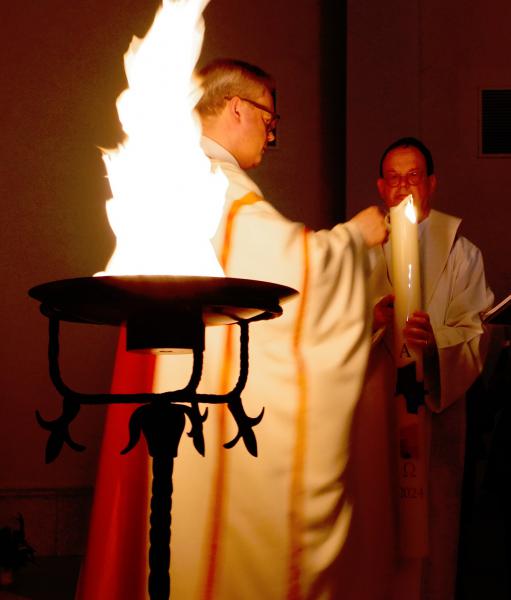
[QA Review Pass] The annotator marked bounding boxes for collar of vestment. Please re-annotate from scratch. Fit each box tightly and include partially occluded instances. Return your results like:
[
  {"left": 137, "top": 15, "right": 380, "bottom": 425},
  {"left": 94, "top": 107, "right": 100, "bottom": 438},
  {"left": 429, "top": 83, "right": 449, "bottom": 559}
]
[
  {"left": 375, "top": 209, "right": 462, "bottom": 308},
  {"left": 420, "top": 209, "right": 462, "bottom": 306},
  {"left": 201, "top": 136, "right": 240, "bottom": 167}
]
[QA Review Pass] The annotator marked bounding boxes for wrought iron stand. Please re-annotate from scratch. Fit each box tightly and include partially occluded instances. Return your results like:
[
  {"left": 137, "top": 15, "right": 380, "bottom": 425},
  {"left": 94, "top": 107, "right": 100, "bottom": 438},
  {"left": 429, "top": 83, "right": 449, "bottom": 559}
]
[{"left": 29, "top": 275, "right": 295, "bottom": 600}]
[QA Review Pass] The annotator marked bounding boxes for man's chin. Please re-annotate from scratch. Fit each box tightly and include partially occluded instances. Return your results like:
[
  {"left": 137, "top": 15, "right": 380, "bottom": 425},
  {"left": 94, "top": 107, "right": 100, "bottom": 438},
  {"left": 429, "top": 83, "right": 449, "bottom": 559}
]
[
  {"left": 386, "top": 194, "right": 413, "bottom": 207},
  {"left": 249, "top": 155, "right": 264, "bottom": 169}
]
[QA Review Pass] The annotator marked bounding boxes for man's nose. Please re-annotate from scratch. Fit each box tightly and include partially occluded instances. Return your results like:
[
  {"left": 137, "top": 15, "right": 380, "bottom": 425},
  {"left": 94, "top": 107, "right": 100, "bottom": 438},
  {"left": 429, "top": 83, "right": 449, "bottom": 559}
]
[{"left": 397, "top": 175, "right": 410, "bottom": 189}]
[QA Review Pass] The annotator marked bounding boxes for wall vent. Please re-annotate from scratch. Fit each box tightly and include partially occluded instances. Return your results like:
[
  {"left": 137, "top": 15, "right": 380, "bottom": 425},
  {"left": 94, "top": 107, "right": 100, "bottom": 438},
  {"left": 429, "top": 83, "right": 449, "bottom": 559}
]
[{"left": 480, "top": 89, "right": 511, "bottom": 155}]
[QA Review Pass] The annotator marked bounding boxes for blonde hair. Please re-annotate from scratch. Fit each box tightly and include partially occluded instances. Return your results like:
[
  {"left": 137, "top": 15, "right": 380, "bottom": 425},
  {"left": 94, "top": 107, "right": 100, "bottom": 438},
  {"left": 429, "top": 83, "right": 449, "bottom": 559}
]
[{"left": 195, "top": 59, "right": 275, "bottom": 117}]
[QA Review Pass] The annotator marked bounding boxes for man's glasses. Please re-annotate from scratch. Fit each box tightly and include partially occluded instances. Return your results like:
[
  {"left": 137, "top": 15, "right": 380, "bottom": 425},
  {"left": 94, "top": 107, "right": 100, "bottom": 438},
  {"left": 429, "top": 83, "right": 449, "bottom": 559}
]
[
  {"left": 383, "top": 170, "right": 424, "bottom": 187},
  {"left": 225, "top": 96, "right": 280, "bottom": 134}
]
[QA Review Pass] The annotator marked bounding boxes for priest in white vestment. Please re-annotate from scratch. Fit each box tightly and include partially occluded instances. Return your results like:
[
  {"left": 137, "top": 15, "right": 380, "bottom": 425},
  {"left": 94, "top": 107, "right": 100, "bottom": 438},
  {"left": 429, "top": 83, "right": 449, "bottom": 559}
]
[
  {"left": 76, "top": 59, "right": 387, "bottom": 600},
  {"left": 349, "top": 137, "right": 494, "bottom": 600}
]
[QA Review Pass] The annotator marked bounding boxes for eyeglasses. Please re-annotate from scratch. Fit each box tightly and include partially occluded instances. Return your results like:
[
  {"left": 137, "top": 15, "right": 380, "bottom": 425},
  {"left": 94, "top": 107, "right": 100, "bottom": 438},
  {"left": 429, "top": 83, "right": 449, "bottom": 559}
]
[
  {"left": 225, "top": 96, "right": 280, "bottom": 134},
  {"left": 383, "top": 170, "right": 424, "bottom": 187}
]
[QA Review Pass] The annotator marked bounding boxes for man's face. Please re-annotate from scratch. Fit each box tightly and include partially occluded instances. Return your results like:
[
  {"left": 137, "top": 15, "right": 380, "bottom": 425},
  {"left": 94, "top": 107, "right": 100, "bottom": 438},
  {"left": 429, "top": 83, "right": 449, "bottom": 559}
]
[
  {"left": 376, "top": 146, "right": 436, "bottom": 222},
  {"left": 236, "top": 88, "right": 276, "bottom": 170}
]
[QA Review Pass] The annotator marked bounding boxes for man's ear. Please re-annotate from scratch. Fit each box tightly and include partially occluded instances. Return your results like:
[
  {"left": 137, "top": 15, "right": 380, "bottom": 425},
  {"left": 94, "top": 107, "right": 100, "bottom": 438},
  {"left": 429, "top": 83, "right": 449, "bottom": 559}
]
[
  {"left": 376, "top": 177, "right": 385, "bottom": 200},
  {"left": 226, "top": 96, "right": 243, "bottom": 123},
  {"left": 428, "top": 173, "right": 437, "bottom": 195}
]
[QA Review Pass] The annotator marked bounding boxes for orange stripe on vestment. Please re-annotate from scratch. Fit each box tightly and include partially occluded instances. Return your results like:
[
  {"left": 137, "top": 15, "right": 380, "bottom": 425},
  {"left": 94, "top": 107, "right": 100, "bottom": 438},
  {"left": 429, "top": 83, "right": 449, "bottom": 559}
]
[
  {"left": 201, "top": 192, "right": 262, "bottom": 600},
  {"left": 287, "top": 228, "right": 310, "bottom": 600}
]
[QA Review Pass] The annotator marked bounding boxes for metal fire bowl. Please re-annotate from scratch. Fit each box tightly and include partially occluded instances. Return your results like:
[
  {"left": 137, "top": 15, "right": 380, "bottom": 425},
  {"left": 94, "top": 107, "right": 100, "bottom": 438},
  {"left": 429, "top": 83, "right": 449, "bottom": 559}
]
[{"left": 28, "top": 275, "right": 297, "bottom": 327}]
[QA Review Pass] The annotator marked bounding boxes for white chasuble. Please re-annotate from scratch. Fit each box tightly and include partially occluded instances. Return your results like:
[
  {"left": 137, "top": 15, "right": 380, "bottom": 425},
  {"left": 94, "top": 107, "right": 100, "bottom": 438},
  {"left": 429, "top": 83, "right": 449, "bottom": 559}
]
[
  {"left": 78, "top": 152, "right": 373, "bottom": 600},
  {"left": 160, "top": 160, "right": 372, "bottom": 600}
]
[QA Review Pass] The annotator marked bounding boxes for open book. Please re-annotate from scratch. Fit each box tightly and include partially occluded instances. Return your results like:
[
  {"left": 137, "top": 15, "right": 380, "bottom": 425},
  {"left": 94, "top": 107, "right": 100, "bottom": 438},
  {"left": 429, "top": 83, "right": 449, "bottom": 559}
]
[{"left": 482, "top": 292, "right": 511, "bottom": 324}]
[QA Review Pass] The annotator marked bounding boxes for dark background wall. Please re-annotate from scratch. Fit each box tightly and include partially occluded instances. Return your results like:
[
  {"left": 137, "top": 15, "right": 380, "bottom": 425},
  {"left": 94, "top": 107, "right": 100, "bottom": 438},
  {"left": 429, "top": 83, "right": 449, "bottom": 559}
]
[{"left": 0, "top": 0, "right": 509, "bottom": 558}]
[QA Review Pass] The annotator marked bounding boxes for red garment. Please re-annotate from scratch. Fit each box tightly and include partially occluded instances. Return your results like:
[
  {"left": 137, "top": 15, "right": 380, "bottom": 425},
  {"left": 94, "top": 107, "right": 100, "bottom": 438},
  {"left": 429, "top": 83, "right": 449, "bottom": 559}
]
[{"left": 75, "top": 328, "right": 154, "bottom": 600}]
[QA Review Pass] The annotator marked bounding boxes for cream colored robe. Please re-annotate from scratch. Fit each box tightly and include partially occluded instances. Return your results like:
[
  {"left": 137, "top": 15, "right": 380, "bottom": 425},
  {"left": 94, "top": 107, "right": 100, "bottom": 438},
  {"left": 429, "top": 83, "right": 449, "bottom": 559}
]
[
  {"left": 349, "top": 210, "right": 494, "bottom": 600},
  {"left": 151, "top": 144, "right": 372, "bottom": 599}
]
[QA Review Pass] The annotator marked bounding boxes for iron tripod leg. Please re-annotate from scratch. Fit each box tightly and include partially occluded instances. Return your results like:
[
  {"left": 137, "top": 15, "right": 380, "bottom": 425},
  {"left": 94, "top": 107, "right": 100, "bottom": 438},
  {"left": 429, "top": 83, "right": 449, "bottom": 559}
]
[
  {"left": 135, "top": 402, "right": 187, "bottom": 600},
  {"left": 148, "top": 454, "right": 174, "bottom": 600}
]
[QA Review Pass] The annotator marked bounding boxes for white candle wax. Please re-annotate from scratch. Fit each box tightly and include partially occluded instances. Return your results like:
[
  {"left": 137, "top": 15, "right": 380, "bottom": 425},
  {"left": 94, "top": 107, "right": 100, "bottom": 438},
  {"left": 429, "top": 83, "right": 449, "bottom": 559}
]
[{"left": 390, "top": 194, "right": 422, "bottom": 374}]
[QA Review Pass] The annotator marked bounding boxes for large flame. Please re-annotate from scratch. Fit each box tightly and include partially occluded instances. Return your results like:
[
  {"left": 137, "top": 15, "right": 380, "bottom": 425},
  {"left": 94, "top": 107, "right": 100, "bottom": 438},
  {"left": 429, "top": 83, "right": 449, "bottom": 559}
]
[{"left": 97, "top": 0, "right": 226, "bottom": 277}]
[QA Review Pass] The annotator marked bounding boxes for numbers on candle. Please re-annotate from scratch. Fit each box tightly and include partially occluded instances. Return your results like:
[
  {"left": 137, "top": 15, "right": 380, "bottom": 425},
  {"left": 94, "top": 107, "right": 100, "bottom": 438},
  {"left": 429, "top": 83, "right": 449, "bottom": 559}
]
[{"left": 400, "top": 486, "right": 424, "bottom": 499}]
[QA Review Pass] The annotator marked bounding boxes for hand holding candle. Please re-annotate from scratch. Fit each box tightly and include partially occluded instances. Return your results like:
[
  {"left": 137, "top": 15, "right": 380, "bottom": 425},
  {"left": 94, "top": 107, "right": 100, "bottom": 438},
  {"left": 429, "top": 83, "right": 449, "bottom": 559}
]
[
  {"left": 403, "top": 310, "right": 437, "bottom": 356},
  {"left": 350, "top": 205, "right": 389, "bottom": 247},
  {"left": 372, "top": 293, "right": 394, "bottom": 332}
]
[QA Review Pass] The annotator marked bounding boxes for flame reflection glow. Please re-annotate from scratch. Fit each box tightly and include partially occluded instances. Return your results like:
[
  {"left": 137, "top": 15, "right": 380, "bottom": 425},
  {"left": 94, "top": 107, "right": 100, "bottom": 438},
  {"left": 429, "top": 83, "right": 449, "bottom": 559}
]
[{"left": 404, "top": 194, "right": 417, "bottom": 224}]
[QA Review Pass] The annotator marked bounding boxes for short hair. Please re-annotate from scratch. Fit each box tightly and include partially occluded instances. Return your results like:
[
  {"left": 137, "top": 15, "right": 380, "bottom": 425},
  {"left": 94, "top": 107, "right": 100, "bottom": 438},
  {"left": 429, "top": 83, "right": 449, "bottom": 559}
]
[
  {"left": 195, "top": 58, "right": 275, "bottom": 117},
  {"left": 378, "top": 137, "right": 435, "bottom": 177}
]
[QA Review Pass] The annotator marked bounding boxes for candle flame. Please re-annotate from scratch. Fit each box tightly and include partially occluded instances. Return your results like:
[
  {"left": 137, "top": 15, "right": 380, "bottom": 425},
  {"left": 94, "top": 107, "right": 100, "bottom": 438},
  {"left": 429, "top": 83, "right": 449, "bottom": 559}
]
[
  {"left": 404, "top": 194, "right": 417, "bottom": 224},
  {"left": 97, "top": 0, "right": 226, "bottom": 277}
]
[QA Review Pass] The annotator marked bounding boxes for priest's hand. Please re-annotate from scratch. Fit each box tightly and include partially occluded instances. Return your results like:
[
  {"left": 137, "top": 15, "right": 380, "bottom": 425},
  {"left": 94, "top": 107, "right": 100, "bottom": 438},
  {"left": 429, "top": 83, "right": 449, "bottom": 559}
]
[
  {"left": 350, "top": 206, "right": 388, "bottom": 247},
  {"left": 373, "top": 294, "right": 394, "bottom": 332},
  {"left": 403, "top": 310, "right": 437, "bottom": 356},
  {"left": 404, "top": 310, "right": 441, "bottom": 400}
]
